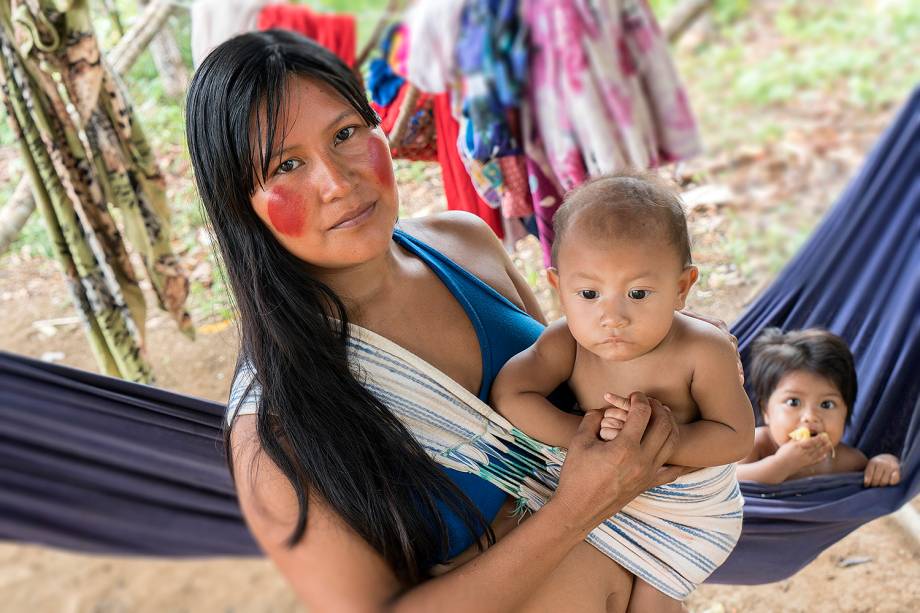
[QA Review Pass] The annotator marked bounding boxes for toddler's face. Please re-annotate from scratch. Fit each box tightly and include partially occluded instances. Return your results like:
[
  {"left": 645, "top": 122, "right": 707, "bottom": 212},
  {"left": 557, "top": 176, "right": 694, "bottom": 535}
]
[
  {"left": 549, "top": 235, "right": 696, "bottom": 362},
  {"left": 763, "top": 370, "right": 848, "bottom": 447}
]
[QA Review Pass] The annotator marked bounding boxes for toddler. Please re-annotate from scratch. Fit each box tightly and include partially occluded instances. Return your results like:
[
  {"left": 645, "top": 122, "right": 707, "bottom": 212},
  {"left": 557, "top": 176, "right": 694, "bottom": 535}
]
[
  {"left": 491, "top": 171, "right": 754, "bottom": 612},
  {"left": 737, "top": 328, "right": 900, "bottom": 486}
]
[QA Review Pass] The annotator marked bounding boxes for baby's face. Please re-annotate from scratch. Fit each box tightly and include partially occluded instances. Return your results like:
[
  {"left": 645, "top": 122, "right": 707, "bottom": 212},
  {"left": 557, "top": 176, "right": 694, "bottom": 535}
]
[
  {"left": 763, "top": 370, "right": 848, "bottom": 447},
  {"left": 549, "top": 236, "right": 696, "bottom": 362}
]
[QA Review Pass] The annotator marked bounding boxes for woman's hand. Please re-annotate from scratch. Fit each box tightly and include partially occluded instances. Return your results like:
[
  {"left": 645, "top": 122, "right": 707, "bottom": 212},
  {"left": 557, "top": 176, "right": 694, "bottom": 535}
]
[
  {"left": 553, "top": 392, "right": 683, "bottom": 536},
  {"left": 681, "top": 309, "right": 743, "bottom": 384},
  {"left": 864, "top": 453, "right": 900, "bottom": 487},
  {"left": 775, "top": 435, "right": 834, "bottom": 473}
]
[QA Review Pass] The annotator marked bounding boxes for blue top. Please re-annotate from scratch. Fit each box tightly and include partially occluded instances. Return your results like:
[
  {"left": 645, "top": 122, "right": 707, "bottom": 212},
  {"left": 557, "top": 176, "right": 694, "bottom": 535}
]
[{"left": 392, "top": 229, "right": 545, "bottom": 560}]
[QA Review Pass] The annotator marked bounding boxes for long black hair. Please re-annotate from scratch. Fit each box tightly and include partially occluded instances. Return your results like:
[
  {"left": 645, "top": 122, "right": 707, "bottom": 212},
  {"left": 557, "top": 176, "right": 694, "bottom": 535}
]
[{"left": 185, "top": 30, "right": 492, "bottom": 583}]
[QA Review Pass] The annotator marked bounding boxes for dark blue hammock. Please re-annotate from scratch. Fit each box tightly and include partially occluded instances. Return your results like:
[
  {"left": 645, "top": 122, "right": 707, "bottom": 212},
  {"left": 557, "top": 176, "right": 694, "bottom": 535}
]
[{"left": 1, "top": 87, "right": 918, "bottom": 583}]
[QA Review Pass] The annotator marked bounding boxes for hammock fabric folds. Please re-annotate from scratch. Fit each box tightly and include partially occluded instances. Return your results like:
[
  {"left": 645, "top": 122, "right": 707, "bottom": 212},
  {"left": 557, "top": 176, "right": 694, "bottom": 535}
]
[
  {"left": 0, "top": 87, "right": 918, "bottom": 583},
  {"left": 0, "top": 353, "right": 257, "bottom": 556},
  {"left": 708, "top": 85, "right": 920, "bottom": 584}
]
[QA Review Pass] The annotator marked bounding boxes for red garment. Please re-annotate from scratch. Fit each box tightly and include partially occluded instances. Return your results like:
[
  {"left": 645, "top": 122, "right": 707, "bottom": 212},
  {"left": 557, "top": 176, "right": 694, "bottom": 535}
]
[
  {"left": 371, "top": 84, "right": 438, "bottom": 162},
  {"left": 258, "top": 4, "right": 356, "bottom": 67},
  {"left": 433, "top": 93, "right": 503, "bottom": 238}
]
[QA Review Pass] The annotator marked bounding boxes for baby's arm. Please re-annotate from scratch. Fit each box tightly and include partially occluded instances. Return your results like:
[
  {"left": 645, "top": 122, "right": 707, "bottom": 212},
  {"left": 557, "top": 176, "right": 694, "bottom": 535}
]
[
  {"left": 672, "top": 331, "right": 755, "bottom": 467},
  {"left": 491, "top": 319, "right": 581, "bottom": 448}
]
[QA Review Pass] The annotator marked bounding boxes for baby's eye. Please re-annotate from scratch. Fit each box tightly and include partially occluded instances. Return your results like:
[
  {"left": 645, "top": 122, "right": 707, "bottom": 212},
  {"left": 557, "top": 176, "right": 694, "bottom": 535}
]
[
  {"left": 276, "top": 159, "right": 302, "bottom": 175},
  {"left": 334, "top": 126, "right": 357, "bottom": 145},
  {"left": 785, "top": 398, "right": 800, "bottom": 407},
  {"left": 820, "top": 400, "right": 836, "bottom": 409},
  {"left": 577, "top": 290, "right": 599, "bottom": 300},
  {"left": 628, "top": 289, "right": 650, "bottom": 300}
]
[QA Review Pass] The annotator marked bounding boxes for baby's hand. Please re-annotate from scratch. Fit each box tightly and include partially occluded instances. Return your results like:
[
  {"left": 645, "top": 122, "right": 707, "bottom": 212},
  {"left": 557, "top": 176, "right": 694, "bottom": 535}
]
[
  {"left": 599, "top": 392, "right": 629, "bottom": 441},
  {"left": 776, "top": 434, "right": 834, "bottom": 472},
  {"left": 864, "top": 453, "right": 900, "bottom": 487}
]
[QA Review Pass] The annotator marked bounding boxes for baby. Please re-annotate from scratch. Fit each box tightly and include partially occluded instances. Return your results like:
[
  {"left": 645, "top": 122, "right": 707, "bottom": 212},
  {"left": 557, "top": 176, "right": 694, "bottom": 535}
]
[
  {"left": 491, "top": 171, "right": 754, "bottom": 612},
  {"left": 737, "top": 328, "right": 901, "bottom": 486}
]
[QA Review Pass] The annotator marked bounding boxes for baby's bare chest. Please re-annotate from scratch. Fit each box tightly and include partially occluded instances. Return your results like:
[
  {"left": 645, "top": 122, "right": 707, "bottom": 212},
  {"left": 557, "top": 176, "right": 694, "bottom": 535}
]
[{"left": 569, "top": 350, "right": 699, "bottom": 423}]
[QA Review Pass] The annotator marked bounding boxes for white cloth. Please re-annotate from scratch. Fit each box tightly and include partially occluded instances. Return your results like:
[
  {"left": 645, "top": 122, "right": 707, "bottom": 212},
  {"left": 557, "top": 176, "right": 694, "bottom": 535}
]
[
  {"left": 227, "top": 324, "right": 742, "bottom": 600},
  {"left": 191, "top": 0, "right": 271, "bottom": 67},
  {"left": 404, "top": 0, "right": 466, "bottom": 93}
]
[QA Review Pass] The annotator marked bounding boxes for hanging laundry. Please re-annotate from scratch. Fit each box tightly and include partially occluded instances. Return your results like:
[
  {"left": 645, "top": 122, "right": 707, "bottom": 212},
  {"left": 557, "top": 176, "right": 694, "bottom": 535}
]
[
  {"left": 404, "top": 0, "right": 467, "bottom": 94},
  {"left": 434, "top": 93, "right": 504, "bottom": 237},
  {"left": 191, "top": 0, "right": 271, "bottom": 66},
  {"left": 0, "top": 0, "right": 193, "bottom": 382},
  {"left": 258, "top": 3, "right": 357, "bottom": 67},
  {"left": 368, "top": 24, "right": 438, "bottom": 162},
  {"left": 520, "top": 0, "right": 701, "bottom": 191},
  {"left": 455, "top": 0, "right": 529, "bottom": 162}
]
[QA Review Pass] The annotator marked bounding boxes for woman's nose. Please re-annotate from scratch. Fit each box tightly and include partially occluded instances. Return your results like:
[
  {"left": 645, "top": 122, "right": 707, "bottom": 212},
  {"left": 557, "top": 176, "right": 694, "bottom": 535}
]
[{"left": 313, "top": 154, "right": 354, "bottom": 203}]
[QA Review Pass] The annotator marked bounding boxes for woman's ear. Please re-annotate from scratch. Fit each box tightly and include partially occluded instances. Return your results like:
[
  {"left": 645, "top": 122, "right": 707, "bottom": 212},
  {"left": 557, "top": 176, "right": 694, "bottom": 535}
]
[{"left": 675, "top": 265, "right": 699, "bottom": 309}]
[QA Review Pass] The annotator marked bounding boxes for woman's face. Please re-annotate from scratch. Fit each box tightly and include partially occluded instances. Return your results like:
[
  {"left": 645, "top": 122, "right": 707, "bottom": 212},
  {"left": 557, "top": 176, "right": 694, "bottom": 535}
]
[{"left": 249, "top": 76, "right": 398, "bottom": 269}]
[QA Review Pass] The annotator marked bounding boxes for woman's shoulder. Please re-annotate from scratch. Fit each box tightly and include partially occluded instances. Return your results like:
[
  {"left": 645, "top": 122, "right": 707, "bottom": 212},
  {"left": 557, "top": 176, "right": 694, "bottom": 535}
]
[
  {"left": 398, "top": 212, "right": 526, "bottom": 306},
  {"left": 399, "top": 211, "right": 505, "bottom": 261}
]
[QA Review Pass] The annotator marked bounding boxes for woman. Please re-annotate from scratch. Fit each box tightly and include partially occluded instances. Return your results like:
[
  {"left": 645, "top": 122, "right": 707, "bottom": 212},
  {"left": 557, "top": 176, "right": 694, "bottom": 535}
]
[{"left": 186, "top": 30, "right": 691, "bottom": 611}]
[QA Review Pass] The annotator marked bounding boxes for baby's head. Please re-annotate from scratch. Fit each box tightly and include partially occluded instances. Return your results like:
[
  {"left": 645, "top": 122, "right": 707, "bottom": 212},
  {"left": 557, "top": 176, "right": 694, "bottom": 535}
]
[
  {"left": 548, "top": 171, "right": 698, "bottom": 361},
  {"left": 749, "top": 328, "right": 857, "bottom": 447}
]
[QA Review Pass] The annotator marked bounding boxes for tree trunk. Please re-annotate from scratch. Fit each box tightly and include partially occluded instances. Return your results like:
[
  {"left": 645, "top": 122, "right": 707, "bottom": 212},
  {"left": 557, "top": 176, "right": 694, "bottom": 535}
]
[
  {"left": 139, "top": 0, "right": 189, "bottom": 99},
  {"left": 0, "top": 180, "right": 36, "bottom": 254}
]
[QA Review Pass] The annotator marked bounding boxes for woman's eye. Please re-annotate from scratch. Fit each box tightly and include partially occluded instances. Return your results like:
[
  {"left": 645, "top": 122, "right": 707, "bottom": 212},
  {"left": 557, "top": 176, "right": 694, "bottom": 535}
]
[
  {"left": 276, "top": 159, "right": 302, "bottom": 174},
  {"left": 334, "top": 126, "right": 356, "bottom": 145},
  {"left": 785, "top": 398, "right": 800, "bottom": 407},
  {"left": 820, "top": 400, "right": 836, "bottom": 409},
  {"left": 628, "top": 289, "right": 649, "bottom": 300},
  {"left": 577, "top": 290, "right": 599, "bottom": 300}
]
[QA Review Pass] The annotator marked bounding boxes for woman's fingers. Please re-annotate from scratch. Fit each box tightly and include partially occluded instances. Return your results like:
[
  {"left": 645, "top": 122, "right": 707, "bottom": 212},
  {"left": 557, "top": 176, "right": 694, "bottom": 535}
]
[
  {"left": 571, "top": 410, "right": 605, "bottom": 444},
  {"left": 601, "top": 417, "right": 625, "bottom": 430}
]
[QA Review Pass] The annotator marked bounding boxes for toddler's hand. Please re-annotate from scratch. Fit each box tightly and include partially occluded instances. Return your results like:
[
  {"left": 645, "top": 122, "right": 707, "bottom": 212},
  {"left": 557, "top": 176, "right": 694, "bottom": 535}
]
[
  {"left": 776, "top": 434, "right": 834, "bottom": 472},
  {"left": 864, "top": 453, "right": 900, "bottom": 487}
]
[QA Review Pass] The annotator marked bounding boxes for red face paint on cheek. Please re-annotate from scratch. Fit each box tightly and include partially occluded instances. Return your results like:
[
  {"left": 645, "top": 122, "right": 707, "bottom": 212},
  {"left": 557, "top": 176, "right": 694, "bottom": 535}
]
[
  {"left": 266, "top": 187, "right": 307, "bottom": 237},
  {"left": 367, "top": 137, "right": 394, "bottom": 188}
]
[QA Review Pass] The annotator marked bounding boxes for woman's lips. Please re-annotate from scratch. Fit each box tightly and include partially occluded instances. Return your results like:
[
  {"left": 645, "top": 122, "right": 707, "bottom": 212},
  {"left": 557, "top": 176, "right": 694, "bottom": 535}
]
[{"left": 331, "top": 201, "right": 376, "bottom": 230}]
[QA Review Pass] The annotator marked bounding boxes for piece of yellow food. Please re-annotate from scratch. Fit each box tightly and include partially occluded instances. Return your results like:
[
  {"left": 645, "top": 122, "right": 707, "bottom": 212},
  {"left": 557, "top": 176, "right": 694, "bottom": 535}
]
[{"left": 788, "top": 426, "right": 812, "bottom": 441}]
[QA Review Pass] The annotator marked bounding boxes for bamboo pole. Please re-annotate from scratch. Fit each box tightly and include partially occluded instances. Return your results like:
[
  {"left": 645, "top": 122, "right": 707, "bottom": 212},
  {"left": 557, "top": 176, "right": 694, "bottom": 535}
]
[{"left": 0, "top": 0, "right": 174, "bottom": 256}]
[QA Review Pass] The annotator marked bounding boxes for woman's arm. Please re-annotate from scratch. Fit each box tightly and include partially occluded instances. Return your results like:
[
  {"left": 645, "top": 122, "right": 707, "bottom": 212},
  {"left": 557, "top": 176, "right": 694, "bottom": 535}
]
[
  {"left": 232, "top": 394, "right": 682, "bottom": 613},
  {"left": 490, "top": 319, "right": 581, "bottom": 447}
]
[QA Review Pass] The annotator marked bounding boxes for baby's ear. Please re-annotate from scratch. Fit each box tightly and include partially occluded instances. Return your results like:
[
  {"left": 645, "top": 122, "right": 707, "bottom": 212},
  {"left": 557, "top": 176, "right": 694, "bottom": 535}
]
[
  {"left": 546, "top": 267, "right": 561, "bottom": 291},
  {"left": 675, "top": 265, "right": 699, "bottom": 309}
]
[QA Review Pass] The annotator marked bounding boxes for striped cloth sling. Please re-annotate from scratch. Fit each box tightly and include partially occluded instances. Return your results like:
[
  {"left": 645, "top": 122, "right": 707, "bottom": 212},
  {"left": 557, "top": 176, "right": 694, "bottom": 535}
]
[{"left": 230, "top": 324, "right": 744, "bottom": 600}]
